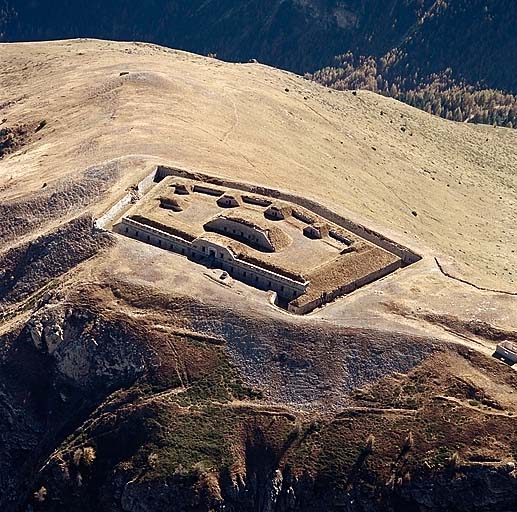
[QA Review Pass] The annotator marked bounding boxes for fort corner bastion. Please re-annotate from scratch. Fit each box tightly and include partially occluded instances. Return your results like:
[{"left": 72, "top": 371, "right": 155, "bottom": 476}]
[{"left": 96, "top": 165, "right": 421, "bottom": 314}]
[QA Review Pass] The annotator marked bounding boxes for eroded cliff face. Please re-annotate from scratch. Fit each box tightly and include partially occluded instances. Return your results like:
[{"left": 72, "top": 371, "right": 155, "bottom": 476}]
[
  {"left": 32, "top": 410, "right": 517, "bottom": 512},
  {"left": 26, "top": 303, "right": 146, "bottom": 389},
  {"left": 0, "top": 286, "right": 515, "bottom": 512},
  {"left": 0, "top": 295, "right": 154, "bottom": 511}
]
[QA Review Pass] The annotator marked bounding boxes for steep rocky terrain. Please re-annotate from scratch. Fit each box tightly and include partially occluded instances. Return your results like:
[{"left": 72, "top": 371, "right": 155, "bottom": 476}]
[
  {"left": 0, "top": 40, "right": 516, "bottom": 511},
  {"left": 2, "top": 283, "right": 516, "bottom": 512}
]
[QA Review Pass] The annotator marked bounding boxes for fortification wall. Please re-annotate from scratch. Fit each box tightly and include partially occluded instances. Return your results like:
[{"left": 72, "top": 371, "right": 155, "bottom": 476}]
[
  {"left": 95, "top": 168, "right": 158, "bottom": 229},
  {"left": 95, "top": 192, "right": 133, "bottom": 230},
  {"left": 117, "top": 217, "right": 192, "bottom": 253},
  {"left": 137, "top": 171, "right": 157, "bottom": 195},
  {"left": 118, "top": 217, "right": 307, "bottom": 299},
  {"left": 288, "top": 259, "right": 401, "bottom": 315},
  {"left": 155, "top": 165, "right": 421, "bottom": 265}
]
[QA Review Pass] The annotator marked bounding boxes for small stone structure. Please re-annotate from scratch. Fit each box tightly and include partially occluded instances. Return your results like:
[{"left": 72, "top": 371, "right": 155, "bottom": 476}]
[
  {"left": 329, "top": 229, "right": 353, "bottom": 246},
  {"left": 172, "top": 182, "right": 192, "bottom": 195},
  {"left": 242, "top": 195, "right": 272, "bottom": 207},
  {"left": 303, "top": 222, "right": 329, "bottom": 239},
  {"left": 192, "top": 184, "right": 224, "bottom": 196},
  {"left": 217, "top": 193, "right": 242, "bottom": 208},
  {"left": 159, "top": 196, "right": 184, "bottom": 212},
  {"left": 495, "top": 341, "right": 517, "bottom": 363},
  {"left": 265, "top": 203, "right": 292, "bottom": 220}
]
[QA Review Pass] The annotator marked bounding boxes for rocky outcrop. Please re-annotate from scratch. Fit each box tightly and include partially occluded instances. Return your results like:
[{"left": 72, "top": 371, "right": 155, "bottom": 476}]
[
  {"left": 27, "top": 304, "right": 66, "bottom": 354},
  {"left": 107, "top": 464, "right": 517, "bottom": 512},
  {"left": 0, "top": 299, "right": 158, "bottom": 511},
  {"left": 25, "top": 302, "right": 147, "bottom": 390},
  {"left": 396, "top": 466, "right": 517, "bottom": 512}
]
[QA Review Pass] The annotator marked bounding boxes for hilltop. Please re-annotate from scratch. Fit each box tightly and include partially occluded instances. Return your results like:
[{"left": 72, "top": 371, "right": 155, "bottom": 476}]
[
  {"left": 1, "top": 40, "right": 515, "bottom": 290},
  {"left": 0, "top": 40, "right": 516, "bottom": 512}
]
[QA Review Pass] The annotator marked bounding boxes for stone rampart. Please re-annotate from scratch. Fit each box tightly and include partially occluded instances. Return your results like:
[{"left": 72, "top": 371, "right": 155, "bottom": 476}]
[
  {"left": 288, "top": 259, "right": 401, "bottom": 315},
  {"left": 95, "top": 168, "right": 158, "bottom": 229}
]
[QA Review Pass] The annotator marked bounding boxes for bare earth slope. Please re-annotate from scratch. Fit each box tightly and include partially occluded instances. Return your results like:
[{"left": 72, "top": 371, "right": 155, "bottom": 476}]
[{"left": 0, "top": 39, "right": 515, "bottom": 291}]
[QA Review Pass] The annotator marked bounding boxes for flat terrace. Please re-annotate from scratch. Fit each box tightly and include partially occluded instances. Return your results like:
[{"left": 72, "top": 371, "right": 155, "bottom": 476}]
[{"left": 113, "top": 175, "right": 404, "bottom": 314}]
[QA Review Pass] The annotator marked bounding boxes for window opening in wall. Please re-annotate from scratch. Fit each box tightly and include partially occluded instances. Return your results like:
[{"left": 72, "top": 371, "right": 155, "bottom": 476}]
[
  {"left": 281, "top": 285, "right": 284, "bottom": 291},
  {"left": 202, "top": 246, "right": 206, "bottom": 252},
  {"left": 125, "top": 227, "right": 128, "bottom": 233},
  {"left": 158, "top": 240, "right": 161, "bottom": 246},
  {"left": 243, "top": 271, "right": 247, "bottom": 277},
  {"left": 181, "top": 248, "right": 185, "bottom": 255},
  {"left": 268, "top": 281, "right": 271, "bottom": 287},
  {"left": 220, "top": 253, "right": 224, "bottom": 258},
  {"left": 135, "top": 231, "right": 139, "bottom": 237},
  {"left": 147, "top": 235, "right": 150, "bottom": 241},
  {"left": 255, "top": 276, "right": 258, "bottom": 282}
]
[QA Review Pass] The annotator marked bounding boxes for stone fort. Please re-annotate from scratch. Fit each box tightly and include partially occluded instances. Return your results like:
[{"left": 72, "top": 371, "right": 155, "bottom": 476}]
[{"left": 100, "top": 166, "right": 420, "bottom": 314}]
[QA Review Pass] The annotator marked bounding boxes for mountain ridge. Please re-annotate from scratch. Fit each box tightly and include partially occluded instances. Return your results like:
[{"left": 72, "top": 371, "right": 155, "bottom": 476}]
[{"left": 1, "top": 0, "right": 515, "bottom": 90}]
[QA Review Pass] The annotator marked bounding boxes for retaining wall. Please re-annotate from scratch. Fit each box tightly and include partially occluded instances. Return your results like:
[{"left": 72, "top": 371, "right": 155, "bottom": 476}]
[
  {"left": 95, "top": 168, "right": 158, "bottom": 229},
  {"left": 95, "top": 193, "right": 133, "bottom": 230}
]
